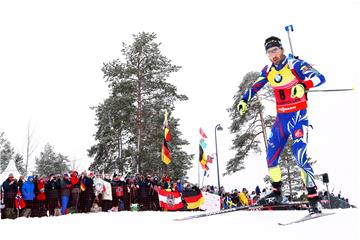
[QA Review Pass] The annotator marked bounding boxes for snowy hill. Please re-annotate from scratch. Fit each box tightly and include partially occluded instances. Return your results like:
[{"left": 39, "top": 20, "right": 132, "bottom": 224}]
[{"left": 1, "top": 209, "right": 358, "bottom": 239}]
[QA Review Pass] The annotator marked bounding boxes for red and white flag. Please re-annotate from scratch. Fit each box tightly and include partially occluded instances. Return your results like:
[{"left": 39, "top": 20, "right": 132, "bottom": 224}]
[
  {"left": 158, "top": 189, "right": 183, "bottom": 211},
  {"left": 15, "top": 188, "right": 26, "bottom": 210}
]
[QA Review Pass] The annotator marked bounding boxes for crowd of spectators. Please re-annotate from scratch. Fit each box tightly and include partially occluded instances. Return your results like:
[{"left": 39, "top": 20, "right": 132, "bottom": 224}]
[
  {"left": 1, "top": 171, "right": 353, "bottom": 219},
  {"left": 1, "top": 171, "right": 203, "bottom": 219}
]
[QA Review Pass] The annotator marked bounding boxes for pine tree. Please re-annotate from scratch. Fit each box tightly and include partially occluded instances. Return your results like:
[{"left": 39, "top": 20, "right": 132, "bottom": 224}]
[
  {"left": 0, "top": 140, "right": 14, "bottom": 172},
  {"left": 89, "top": 32, "right": 192, "bottom": 179},
  {"left": 34, "top": 143, "right": 69, "bottom": 176},
  {"left": 0, "top": 132, "right": 6, "bottom": 172},
  {"left": 14, "top": 153, "right": 26, "bottom": 176},
  {"left": 0, "top": 133, "right": 26, "bottom": 175}
]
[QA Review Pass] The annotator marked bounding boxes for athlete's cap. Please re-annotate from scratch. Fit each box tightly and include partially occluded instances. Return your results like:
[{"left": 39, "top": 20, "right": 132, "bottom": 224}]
[{"left": 264, "top": 36, "right": 282, "bottom": 51}]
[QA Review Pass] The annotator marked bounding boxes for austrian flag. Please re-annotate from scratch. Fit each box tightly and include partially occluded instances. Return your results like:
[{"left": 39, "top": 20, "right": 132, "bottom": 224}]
[{"left": 158, "top": 189, "right": 183, "bottom": 211}]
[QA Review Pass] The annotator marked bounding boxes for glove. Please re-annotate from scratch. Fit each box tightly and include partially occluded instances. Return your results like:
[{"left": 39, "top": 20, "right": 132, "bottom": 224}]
[
  {"left": 291, "top": 84, "right": 305, "bottom": 98},
  {"left": 237, "top": 100, "right": 247, "bottom": 116}
]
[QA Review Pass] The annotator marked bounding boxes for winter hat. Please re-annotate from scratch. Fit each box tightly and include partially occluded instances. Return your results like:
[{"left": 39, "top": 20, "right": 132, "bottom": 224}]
[
  {"left": 264, "top": 36, "right": 282, "bottom": 51},
  {"left": 63, "top": 173, "right": 69, "bottom": 178}
]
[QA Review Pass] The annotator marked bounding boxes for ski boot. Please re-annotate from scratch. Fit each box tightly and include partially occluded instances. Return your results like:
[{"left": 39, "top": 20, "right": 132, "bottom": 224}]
[
  {"left": 256, "top": 181, "right": 284, "bottom": 205},
  {"left": 307, "top": 187, "right": 322, "bottom": 214}
]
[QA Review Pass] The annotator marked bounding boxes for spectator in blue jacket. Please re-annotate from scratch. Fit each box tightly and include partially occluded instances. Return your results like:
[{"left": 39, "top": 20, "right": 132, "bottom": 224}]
[
  {"left": 21, "top": 176, "right": 35, "bottom": 200},
  {"left": 21, "top": 176, "right": 35, "bottom": 216}
]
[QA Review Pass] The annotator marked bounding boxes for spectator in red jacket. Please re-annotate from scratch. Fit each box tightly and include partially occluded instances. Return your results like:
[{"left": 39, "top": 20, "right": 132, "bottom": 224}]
[
  {"left": 35, "top": 177, "right": 47, "bottom": 217},
  {"left": 70, "top": 170, "right": 80, "bottom": 213}
]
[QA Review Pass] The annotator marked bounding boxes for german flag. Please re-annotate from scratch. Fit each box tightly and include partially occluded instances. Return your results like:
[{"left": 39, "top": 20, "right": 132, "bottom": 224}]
[
  {"left": 182, "top": 188, "right": 204, "bottom": 209},
  {"left": 161, "top": 110, "right": 171, "bottom": 165}
]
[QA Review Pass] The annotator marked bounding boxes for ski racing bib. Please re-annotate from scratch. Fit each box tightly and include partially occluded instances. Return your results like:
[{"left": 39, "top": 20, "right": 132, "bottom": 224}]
[{"left": 267, "top": 63, "right": 307, "bottom": 113}]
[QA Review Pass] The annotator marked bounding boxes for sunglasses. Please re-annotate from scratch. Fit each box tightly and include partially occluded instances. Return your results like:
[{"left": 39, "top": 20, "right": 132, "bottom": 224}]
[{"left": 266, "top": 47, "right": 281, "bottom": 56}]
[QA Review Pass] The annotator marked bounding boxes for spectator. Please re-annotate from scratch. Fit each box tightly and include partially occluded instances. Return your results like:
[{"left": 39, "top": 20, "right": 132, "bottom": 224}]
[
  {"left": 35, "top": 177, "right": 47, "bottom": 217},
  {"left": 231, "top": 189, "right": 240, "bottom": 206},
  {"left": 148, "top": 176, "right": 160, "bottom": 211},
  {"left": 1, "top": 173, "right": 18, "bottom": 219},
  {"left": 79, "top": 171, "right": 94, "bottom": 213},
  {"left": 121, "top": 176, "right": 130, "bottom": 211},
  {"left": 60, "top": 173, "right": 72, "bottom": 215},
  {"left": 111, "top": 174, "right": 122, "bottom": 210},
  {"left": 162, "top": 175, "right": 171, "bottom": 190},
  {"left": 70, "top": 170, "right": 80, "bottom": 213},
  {"left": 175, "top": 179, "right": 182, "bottom": 193},
  {"left": 101, "top": 175, "right": 112, "bottom": 212},
  {"left": 45, "top": 174, "right": 61, "bottom": 216},
  {"left": 21, "top": 176, "right": 35, "bottom": 217},
  {"left": 255, "top": 185, "right": 261, "bottom": 196},
  {"left": 239, "top": 188, "right": 249, "bottom": 206},
  {"left": 17, "top": 175, "right": 26, "bottom": 189},
  {"left": 137, "top": 175, "right": 148, "bottom": 210}
]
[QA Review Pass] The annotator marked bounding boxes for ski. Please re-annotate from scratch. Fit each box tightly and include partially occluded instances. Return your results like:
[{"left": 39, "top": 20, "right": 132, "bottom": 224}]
[
  {"left": 173, "top": 205, "right": 249, "bottom": 221},
  {"left": 173, "top": 202, "right": 307, "bottom": 221},
  {"left": 278, "top": 212, "right": 335, "bottom": 226}
]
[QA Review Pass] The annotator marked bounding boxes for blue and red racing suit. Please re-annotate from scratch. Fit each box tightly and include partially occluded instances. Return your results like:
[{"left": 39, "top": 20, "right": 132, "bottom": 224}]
[{"left": 241, "top": 57, "right": 325, "bottom": 188}]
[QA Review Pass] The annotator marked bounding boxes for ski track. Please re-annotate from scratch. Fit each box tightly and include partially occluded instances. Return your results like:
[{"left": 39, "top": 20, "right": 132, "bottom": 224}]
[{"left": 0, "top": 208, "right": 358, "bottom": 240}]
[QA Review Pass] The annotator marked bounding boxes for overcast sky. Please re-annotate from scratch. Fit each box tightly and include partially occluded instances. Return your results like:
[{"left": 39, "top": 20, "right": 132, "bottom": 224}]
[{"left": 0, "top": 0, "right": 359, "bottom": 203}]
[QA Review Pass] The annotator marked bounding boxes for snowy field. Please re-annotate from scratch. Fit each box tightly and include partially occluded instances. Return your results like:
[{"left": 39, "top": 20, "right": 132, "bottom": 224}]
[{"left": 0, "top": 208, "right": 358, "bottom": 239}]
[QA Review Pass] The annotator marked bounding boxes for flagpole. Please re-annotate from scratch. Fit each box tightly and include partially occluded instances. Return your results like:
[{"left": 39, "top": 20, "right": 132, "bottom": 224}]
[
  {"left": 198, "top": 160, "right": 200, "bottom": 187},
  {"left": 202, "top": 174, "right": 205, "bottom": 188},
  {"left": 215, "top": 124, "right": 223, "bottom": 193}
]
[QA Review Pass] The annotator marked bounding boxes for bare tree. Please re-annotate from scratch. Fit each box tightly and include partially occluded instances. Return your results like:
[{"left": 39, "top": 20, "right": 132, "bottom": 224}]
[{"left": 25, "top": 121, "right": 38, "bottom": 175}]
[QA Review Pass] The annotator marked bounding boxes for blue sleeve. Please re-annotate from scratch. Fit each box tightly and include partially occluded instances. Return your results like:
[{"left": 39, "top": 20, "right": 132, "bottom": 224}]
[
  {"left": 241, "top": 67, "right": 268, "bottom": 103},
  {"left": 292, "top": 59, "right": 326, "bottom": 88},
  {"left": 21, "top": 183, "right": 27, "bottom": 195}
]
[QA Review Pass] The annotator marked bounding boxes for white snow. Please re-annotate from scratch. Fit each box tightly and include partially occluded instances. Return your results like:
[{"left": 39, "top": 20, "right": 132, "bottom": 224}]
[{"left": 0, "top": 208, "right": 358, "bottom": 239}]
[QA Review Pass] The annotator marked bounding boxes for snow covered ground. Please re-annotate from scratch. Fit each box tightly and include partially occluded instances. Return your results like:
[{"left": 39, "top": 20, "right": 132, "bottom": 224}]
[{"left": 0, "top": 208, "right": 358, "bottom": 239}]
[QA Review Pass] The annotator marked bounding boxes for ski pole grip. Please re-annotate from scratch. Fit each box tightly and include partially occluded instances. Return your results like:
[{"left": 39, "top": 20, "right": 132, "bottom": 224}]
[{"left": 285, "top": 25, "right": 294, "bottom": 32}]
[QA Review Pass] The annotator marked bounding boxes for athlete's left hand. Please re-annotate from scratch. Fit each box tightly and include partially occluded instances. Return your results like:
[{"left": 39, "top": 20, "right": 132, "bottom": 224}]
[{"left": 291, "top": 84, "right": 305, "bottom": 98}]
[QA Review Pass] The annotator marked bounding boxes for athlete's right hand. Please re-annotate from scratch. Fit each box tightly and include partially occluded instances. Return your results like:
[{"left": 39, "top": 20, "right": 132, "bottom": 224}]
[{"left": 237, "top": 100, "right": 247, "bottom": 116}]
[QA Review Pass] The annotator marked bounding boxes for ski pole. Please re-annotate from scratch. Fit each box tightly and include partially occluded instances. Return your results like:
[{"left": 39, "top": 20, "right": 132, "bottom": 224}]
[
  {"left": 284, "top": 25, "right": 355, "bottom": 94},
  {"left": 307, "top": 87, "right": 355, "bottom": 93},
  {"left": 285, "top": 25, "right": 295, "bottom": 58}
]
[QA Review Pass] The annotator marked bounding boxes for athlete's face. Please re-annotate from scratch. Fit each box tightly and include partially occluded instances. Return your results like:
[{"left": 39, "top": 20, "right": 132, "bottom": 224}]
[{"left": 266, "top": 47, "right": 284, "bottom": 65}]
